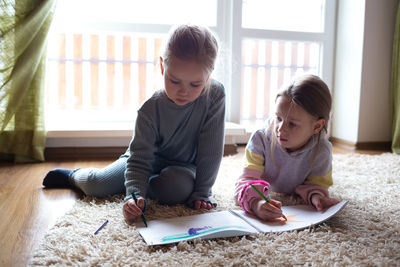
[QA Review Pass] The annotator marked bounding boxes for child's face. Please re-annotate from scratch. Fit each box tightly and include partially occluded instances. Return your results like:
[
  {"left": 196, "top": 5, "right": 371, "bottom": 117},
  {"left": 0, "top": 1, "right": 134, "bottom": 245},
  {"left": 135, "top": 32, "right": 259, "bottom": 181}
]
[
  {"left": 160, "top": 57, "right": 210, "bottom": 106},
  {"left": 274, "top": 96, "right": 325, "bottom": 152}
]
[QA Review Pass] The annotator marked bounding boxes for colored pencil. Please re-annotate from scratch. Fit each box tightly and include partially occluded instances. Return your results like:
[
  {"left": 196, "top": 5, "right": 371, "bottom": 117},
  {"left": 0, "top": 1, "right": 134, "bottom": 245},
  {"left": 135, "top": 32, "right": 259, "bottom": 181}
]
[
  {"left": 94, "top": 219, "right": 109, "bottom": 235},
  {"left": 250, "top": 184, "right": 287, "bottom": 221},
  {"left": 131, "top": 192, "right": 148, "bottom": 227}
]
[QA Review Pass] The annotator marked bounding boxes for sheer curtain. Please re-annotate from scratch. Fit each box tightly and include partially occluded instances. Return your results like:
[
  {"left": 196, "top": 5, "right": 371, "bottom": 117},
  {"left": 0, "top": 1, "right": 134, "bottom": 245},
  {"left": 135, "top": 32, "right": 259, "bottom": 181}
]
[
  {"left": 0, "top": 0, "right": 56, "bottom": 162},
  {"left": 392, "top": 3, "right": 400, "bottom": 154}
]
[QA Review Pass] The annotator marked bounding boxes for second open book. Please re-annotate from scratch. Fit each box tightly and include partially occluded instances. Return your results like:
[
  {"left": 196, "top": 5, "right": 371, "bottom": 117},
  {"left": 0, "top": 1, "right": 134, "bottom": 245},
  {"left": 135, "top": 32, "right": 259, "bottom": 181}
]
[{"left": 136, "top": 200, "right": 347, "bottom": 245}]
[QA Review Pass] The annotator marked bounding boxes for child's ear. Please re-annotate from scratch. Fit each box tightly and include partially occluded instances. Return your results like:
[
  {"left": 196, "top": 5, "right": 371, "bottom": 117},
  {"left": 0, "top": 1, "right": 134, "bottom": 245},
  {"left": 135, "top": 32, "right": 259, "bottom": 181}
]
[
  {"left": 313, "top": 118, "right": 326, "bottom": 134},
  {"left": 159, "top": 57, "right": 164, "bottom": 75},
  {"left": 205, "top": 74, "right": 211, "bottom": 84},
  {"left": 204, "top": 70, "right": 212, "bottom": 85},
  {"left": 206, "top": 71, "right": 211, "bottom": 81}
]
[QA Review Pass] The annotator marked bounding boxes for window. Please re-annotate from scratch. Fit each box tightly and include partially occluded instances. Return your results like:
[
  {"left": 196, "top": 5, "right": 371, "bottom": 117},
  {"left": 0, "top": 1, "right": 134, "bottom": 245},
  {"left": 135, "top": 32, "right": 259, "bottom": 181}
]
[
  {"left": 45, "top": 0, "right": 336, "bottom": 135},
  {"left": 242, "top": 0, "right": 325, "bottom": 32},
  {"left": 230, "top": 0, "right": 336, "bottom": 130},
  {"left": 46, "top": 0, "right": 217, "bottom": 130}
]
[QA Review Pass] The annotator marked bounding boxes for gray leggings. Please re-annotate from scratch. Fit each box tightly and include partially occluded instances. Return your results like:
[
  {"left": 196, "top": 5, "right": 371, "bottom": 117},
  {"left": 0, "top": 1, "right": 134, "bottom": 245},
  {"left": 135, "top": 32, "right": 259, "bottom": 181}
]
[{"left": 70, "top": 155, "right": 195, "bottom": 205}]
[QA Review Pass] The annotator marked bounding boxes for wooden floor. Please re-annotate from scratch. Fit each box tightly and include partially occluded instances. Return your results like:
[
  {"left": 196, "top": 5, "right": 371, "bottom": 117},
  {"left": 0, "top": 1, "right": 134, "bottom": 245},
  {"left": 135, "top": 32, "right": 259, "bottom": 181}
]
[{"left": 0, "top": 146, "right": 389, "bottom": 267}]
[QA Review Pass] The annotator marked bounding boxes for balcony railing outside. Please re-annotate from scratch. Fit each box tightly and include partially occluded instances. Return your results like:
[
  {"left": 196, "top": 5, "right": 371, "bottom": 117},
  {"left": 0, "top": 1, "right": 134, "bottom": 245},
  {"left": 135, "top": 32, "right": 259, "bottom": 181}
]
[
  {"left": 45, "top": 32, "right": 164, "bottom": 129},
  {"left": 45, "top": 33, "right": 320, "bottom": 129},
  {"left": 240, "top": 39, "right": 320, "bottom": 126}
]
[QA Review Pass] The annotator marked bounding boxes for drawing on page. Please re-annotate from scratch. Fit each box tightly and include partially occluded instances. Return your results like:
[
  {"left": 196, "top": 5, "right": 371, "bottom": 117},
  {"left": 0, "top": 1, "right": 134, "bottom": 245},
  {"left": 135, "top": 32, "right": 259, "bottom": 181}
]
[
  {"left": 160, "top": 225, "right": 248, "bottom": 243},
  {"left": 188, "top": 226, "right": 212, "bottom": 235},
  {"left": 285, "top": 214, "right": 302, "bottom": 223}
]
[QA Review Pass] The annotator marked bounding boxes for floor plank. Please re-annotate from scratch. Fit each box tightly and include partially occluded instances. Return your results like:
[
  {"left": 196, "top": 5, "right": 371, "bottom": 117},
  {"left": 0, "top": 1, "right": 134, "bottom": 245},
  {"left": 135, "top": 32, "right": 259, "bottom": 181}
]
[
  {"left": 0, "top": 146, "right": 389, "bottom": 267},
  {"left": 0, "top": 160, "right": 112, "bottom": 267}
]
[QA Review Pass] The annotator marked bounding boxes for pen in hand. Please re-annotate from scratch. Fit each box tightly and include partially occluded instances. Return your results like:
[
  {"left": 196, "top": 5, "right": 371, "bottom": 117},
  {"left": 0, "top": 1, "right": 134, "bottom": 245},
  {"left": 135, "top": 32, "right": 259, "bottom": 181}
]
[
  {"left": 131, "top": 192, "right": 148, "bottom": 227},
  {"left": 250, "top": 184, "right": 287, "bottom": 221}
]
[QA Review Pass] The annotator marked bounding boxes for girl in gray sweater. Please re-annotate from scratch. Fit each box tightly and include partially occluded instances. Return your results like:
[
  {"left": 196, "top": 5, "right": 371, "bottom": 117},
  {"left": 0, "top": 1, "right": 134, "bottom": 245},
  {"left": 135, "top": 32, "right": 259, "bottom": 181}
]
[{"left": 43, "top": 25, "right": 225, "bottom": 224}]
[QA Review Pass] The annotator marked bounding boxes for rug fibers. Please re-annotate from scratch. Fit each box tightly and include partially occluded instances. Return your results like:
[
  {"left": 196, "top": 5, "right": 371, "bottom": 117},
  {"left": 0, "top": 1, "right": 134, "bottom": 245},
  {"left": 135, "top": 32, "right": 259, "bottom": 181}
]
[{"left": 30, "top": 153, "right": 400, "bottom": 266}]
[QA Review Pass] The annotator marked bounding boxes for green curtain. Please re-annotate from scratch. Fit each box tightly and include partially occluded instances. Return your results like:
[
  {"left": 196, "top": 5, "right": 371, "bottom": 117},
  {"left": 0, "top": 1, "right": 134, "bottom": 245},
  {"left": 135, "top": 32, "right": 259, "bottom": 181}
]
[
  {"left": 0, "top": 0, "right": 56, "bottom": 162},
  {"left": 392, "top": 3, "right": 400, "bottom": 154}
]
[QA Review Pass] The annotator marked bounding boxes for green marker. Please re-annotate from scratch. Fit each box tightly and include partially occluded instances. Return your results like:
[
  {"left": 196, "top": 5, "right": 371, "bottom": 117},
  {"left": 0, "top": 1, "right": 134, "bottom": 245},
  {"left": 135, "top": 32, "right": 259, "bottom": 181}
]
[
  {"left": 250, "top": 184, "right": 287, "bottom": 221},
  {"left": 131, "top": 192, "right": 148, "bottom": 227}
]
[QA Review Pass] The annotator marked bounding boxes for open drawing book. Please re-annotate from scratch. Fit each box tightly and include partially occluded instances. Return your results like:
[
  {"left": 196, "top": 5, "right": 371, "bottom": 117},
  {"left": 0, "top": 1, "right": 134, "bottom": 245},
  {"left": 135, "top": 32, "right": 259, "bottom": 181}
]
[{"left": 136, "top": 200, "right": 347, "bottom": 245}]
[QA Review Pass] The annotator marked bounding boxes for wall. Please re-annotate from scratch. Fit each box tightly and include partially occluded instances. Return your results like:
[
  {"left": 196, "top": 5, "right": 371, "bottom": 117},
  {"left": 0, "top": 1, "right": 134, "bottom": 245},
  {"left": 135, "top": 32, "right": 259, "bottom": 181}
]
[
  {"left": 331, "top": 0, "right": 365, "bottom": 143},
  {"left": 331, "top": 0, "right": 398, "bottom": 144},
  {"left": 358, "top": 0, "right": 398, "bottom": 142}
]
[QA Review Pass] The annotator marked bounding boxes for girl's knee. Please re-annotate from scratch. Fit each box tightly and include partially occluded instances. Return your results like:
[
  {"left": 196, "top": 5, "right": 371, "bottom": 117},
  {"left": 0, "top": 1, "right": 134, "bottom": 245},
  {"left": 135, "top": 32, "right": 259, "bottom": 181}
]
[{"left": 148, "top": 166, "right": 195, "bottom": 205}]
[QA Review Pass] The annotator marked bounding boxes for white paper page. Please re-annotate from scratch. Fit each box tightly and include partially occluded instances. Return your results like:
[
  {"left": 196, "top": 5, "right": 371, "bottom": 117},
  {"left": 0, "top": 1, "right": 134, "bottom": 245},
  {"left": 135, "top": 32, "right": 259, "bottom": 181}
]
[
  {"left": 232, "top": 200, "right": 348, "bottom": 233},
  {"left": 137, "top": 210, "right": 257, "bottom": 245}
]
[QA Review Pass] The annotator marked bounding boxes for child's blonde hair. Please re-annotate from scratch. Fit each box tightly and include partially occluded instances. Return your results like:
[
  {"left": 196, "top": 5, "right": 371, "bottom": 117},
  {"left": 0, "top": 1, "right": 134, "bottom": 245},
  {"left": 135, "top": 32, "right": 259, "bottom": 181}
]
[
  {"left": 276, "top": 74, "right": 332, "bottom": 132},
  {"left": 161, "top": 24, "right": 219, "bottom": 91}
]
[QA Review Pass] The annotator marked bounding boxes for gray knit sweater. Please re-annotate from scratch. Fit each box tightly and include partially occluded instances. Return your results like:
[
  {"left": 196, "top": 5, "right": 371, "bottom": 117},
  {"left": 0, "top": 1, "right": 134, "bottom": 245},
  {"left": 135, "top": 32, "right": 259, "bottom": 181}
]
[{"left": 124, "top": 80, "right": 225, "bottom": 206}]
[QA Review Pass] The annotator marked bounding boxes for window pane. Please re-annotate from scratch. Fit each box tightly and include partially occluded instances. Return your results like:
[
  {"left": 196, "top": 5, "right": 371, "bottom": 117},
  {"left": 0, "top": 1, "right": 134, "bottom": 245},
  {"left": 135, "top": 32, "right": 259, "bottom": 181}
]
[
  {"left": 54, "top": 0, "right": 217, "bottom": 27},
  {"left": 240, "top": 39, "right": 321, "bottom": 126},
  {"left": 242, "top": 0, "right": 325, "bottom": 32},
  {"left": 45, "top": 32, "right": 166, "bottom": 130},
  {"left": 46, "top": 0, "right": 218, "bottom": 130}
]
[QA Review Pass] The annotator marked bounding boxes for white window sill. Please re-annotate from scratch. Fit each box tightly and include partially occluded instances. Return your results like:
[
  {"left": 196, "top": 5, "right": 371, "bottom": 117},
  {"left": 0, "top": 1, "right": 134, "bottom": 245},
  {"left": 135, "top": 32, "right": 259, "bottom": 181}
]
[{"left": 45, "top": 122, "right": 251, "bottom": 148}]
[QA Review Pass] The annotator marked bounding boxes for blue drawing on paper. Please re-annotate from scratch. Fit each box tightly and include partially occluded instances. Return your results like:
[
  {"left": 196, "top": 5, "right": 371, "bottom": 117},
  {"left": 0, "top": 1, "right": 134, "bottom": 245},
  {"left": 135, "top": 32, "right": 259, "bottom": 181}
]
[
  {"left": 188, "top": 226, "right": 212, "bottom": 235},
  {"left": 160, "top": 225, "right": 248, "bottom": 243}
]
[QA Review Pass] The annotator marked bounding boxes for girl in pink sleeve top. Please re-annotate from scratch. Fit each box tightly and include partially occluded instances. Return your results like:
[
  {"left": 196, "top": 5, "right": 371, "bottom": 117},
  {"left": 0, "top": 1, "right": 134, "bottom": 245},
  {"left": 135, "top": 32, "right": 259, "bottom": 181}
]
[{"left": 235, "top": 75, "right": 340, "bottom": 222}]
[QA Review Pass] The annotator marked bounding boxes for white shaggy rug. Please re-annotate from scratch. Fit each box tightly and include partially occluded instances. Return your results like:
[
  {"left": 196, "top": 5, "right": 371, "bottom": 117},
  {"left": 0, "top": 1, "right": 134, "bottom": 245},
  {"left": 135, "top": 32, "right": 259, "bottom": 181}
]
[{"left": 30, "top": 153, "right": 400, "bottom": 266}]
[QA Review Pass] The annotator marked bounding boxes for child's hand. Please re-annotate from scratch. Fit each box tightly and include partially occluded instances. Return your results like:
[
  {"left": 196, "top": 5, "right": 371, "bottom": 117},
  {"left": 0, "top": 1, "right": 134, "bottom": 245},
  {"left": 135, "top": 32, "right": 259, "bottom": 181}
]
[
  {"left": 123, "top": 197, "right": 145, "bottom": 224},
  {"left": 193, "top": 200, "right": 215, "bottom": 210},
  {"left": 251, "top": 198, "right": 283, "bottom": 221},
  {"left": 311, "top": 194, "right": 340, "bottom": 211}
]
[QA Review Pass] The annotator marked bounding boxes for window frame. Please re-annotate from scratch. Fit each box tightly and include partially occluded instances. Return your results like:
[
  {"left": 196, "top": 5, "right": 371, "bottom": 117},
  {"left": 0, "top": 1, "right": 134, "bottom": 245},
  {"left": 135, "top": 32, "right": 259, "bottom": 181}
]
[
  {"left": 46, "top": 0, "right": 337, "bottom": 146},
  {"left": 225, "top": 0, "right": 337, "bottom": 123}
]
